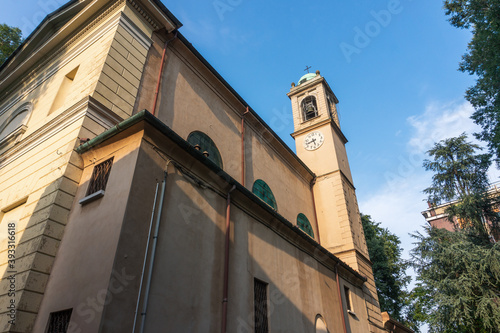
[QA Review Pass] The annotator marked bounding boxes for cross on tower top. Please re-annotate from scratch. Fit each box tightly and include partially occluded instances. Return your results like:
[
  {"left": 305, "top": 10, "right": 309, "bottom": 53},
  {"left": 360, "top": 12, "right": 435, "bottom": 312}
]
[{"left": 304, "top": 65, "right": 311, "bottom": 73}]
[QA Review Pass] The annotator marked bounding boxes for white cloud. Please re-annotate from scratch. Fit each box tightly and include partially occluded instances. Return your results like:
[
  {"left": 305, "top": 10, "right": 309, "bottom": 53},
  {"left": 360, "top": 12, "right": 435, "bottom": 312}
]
[
  {"left": 407, "top": 100, "right": 479, "bottom": 154},
  {"left": 359, "top": 100, "right": 483, "bottom": 261},
  {"left": 360, "top": 170, "right": 430, "bottom": 258}
]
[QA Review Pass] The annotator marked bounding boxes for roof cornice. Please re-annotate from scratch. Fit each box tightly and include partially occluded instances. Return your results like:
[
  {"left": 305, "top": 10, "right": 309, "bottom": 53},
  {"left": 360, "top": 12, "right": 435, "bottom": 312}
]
[
  {"left": 0, "top": 0, "right": 182, "bottom": 86},
  {"left": 76, "top": 109, "right": 367, "bottom": 285}
]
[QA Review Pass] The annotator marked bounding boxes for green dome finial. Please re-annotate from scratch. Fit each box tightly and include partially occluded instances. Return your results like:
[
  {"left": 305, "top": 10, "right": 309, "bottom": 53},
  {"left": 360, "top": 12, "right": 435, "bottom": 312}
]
[{"left": 298, "top": 72, "right": 317, "bottom": 85}]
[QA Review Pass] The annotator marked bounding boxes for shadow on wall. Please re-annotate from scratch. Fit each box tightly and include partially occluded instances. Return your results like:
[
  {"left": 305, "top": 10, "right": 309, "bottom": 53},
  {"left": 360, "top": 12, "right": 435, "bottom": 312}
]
[
  {"left": 0, "top": 149, "right": 83, "bottom": 332},
  {"left": 3, "top": 124, "right": 350, "bottom": 332},
  {"left": 93, "top": 140, "right": 347, "bottom": 333},
  {"left": 0, "top": 40, "right": 91, "bottom": 332}
]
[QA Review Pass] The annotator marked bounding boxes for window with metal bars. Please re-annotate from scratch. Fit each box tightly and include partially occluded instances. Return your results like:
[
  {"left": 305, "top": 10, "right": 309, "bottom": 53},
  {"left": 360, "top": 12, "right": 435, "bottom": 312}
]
[
  {"left": 301, "top": 96, "right": 318, "bottom": 121},
  {"left": 254, "top": 279, "right": 269, "bottom": 333},
  {"left": 86, "top": 158, "right": 114, "bottom": 196},
  {"left": 187, "top": 131, "right": 223, "bottom": 168},
  {"left": 46, "top": 308, "right": 72, "bottom": 333},
  {"left": 252, "top": 180, "right": 277, "bottom": 210},
  {"left": 297, "top": 213, "right": 314, "bottom": 238}
]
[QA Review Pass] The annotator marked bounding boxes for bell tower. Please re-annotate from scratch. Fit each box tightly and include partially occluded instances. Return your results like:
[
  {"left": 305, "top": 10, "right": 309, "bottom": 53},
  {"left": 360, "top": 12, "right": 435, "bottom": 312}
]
[{"left": 288, "top": 71, "right": 383, "bottom": 331}]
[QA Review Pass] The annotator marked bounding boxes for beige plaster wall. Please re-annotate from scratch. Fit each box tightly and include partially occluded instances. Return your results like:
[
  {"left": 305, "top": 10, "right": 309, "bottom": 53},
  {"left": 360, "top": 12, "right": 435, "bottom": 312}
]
[
  {"left": 142, "top": 41, "right": 318, "bottom": 237},
  {"left": 31, "top": 129, "right": 144, "bottom": 333},
  {"left": 340, "top": 278, "right": 371, "bottom": 333},
  {"left": 245, "top": 128, "right": 318, "bottom": 235},
  {"left": 295, "top": 123, "right": 341, "bottom": 177},
  {"left": 245, "top": 214, "right": 346, "bottom": 333},
  {"left": 77, "top": 126, "right": 355, "bottom": 333}
]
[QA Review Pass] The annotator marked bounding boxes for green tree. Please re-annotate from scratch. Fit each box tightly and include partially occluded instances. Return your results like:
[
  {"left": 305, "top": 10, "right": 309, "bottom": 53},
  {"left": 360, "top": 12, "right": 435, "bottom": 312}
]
[
  {"left": 0, "top": 24, "right": 23, "bottom": 65},
  {"left": 443, "top": 1, "right": 500, "bottom": 165},
  {"left": 360, "top": 214, "right": 418, "bottom": 331},
  {"left": 423, "top": 133, "right": 498, "bottom": 236},
  {"left": 409, "top": 133, "right": 500, "bottom": 332},
  {"left": 410, "top": 227, "right": 500, "bottom": 333}
]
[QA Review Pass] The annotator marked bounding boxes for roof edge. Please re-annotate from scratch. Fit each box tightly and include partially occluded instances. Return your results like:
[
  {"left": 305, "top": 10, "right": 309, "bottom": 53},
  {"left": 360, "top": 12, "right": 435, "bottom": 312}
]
[
  {"left": 76, "top": 110, "right": 366, "bottom": 283},
  {"left": 0, "top": 0, "right": 81, "bottom": 73},
  {"left": 149, "top": 0, "right": 183, "bottom": 28},
  {"left": 176, "top": 32, "right": 315, "bottom": 178}
]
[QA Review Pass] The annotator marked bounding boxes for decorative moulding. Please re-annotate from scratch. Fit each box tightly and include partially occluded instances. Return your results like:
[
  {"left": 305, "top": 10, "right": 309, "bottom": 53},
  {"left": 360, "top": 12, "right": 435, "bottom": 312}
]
[{"left": 0, "top": 96, "right": 122, "bottom": 169}]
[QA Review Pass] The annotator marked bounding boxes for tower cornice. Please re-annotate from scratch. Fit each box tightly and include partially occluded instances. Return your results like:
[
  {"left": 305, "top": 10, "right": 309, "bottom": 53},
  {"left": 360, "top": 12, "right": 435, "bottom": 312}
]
[
  {"left": 287, "top": 76, "right": 339, "bottom": 104},
  {"left": 290, "top": 118, "right": 348, "bottom": 144}
]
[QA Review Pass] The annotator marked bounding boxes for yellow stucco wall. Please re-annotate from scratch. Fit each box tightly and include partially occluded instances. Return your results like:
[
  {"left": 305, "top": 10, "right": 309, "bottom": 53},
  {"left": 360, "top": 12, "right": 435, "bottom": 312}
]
[{"left": 0, "top": 1, "right": 155, "bottom": 331}]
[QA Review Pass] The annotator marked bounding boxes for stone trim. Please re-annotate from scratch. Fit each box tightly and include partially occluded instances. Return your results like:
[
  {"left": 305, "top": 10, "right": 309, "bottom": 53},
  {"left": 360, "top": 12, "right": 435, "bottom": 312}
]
[
  {"left": 0, "top": 0, "right": 127, "bottom": 115},
  {"left": 79, "top": 189, "right": 105, "bottom": 205},
  {"left": 0, "top": 11, "right": 151, "bottom": 118},
  {"left": 0, "top": 96, "right": 122, "bottom": 169},
  {"left": 0, "top": 102, "right": 33, "bottom": 151},
  {"left": 119, "top": 12, "right": 154, "bottom": 50},
  {"left": 315, "top": 168, "right": 356, "bottom": 191},
  {"left": 128, "top": 0, "right": 160, "bottom": 30}
]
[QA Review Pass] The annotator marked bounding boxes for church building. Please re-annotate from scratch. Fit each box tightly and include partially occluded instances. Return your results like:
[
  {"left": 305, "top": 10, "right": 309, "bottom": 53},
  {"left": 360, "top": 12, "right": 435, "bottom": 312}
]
[{"left": 0, "top": 0, "right": 412, "bottom": 332}]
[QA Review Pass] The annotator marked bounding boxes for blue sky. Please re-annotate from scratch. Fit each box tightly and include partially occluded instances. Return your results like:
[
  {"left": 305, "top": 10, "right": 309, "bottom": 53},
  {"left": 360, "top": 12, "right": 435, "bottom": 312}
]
[{"left": 1, "top": 0, "right": 494, "bottom": 325}]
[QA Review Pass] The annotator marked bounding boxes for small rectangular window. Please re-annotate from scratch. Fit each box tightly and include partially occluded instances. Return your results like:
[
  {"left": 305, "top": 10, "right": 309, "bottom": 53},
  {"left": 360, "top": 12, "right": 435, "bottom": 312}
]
[
  {"left": 254, "top": 278, "right": 269, "bottom": 333},
  {"left": 47, "top": 308, "right": 72, "bottom": 333},
  {"left": 344, "top": 286, "right": 352, "bottom": 311},
  {"left": 86, "top": 157, "right": 114, "bottom": 196},
  {"left": 79, "top": 158, "right": 114, "bottom": 205}
]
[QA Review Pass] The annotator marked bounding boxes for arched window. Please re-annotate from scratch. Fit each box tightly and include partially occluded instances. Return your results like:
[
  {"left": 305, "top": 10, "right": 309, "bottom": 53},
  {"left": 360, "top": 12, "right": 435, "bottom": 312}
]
[
  {"left": 297, "top": 213, "right": 314, "bottom": 238},
  {"left": 301, "top": 96, "right": 318, "bottom": 121},
  {"left": 187, "top": 131, "right": 223, "bottom": 168},
  {"left": 252, "top": 179, "right": 277, "bottom": 210},
  {"left": 0, "top": 102, "right": 33, "bottom": 146}
]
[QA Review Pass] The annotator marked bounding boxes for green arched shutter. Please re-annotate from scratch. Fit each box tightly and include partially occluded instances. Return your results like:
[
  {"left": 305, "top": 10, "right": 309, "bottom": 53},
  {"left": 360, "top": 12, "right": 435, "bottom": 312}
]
[
  {"left": 297, "top": 213, "right": 314, "bottom": 238},
  {"left": 252, "top": 179, "right": 277, "bottom": 210},
  {"left": 187, "top": 131, "right": 223, "bottom": 168}
]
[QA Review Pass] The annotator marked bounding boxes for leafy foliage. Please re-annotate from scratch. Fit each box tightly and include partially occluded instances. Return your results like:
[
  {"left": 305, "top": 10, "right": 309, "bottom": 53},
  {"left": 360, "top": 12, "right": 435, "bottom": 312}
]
[
  {"left": 360, "top": 214, "right": 418, "bottom": 331},
  {"left": 0, "top": 24, "right": 22, "bottom": 65},
  {"left": 443, "top": 1, "right": 500, "bottom": 165},
  {"left": 410, "top": 226, "right": 500, "bottom": 333},
  {"left": 411, "top": 133, "right": 500, "bottom": 331},
  {"left": 423, "top": 133, "right": 499, "bottom": 236}
]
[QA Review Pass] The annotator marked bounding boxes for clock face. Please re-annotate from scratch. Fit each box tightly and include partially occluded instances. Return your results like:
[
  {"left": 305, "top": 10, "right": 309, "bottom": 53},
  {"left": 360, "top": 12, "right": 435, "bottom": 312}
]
[{"left": 303, "top": 131, "right": 324, "bottom": 151}]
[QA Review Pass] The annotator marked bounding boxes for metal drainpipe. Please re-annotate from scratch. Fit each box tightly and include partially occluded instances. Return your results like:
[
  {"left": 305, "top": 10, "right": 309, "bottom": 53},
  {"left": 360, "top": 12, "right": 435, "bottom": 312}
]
[
  {"left": 310, "top": 177, "right": 321, "bottom": 245},
  {"left": 132, "top": 182, "right": 160, "bottom": 333},
  {"left": 336, "top": 264, "right": 348, "bottom": 333},
  {"left": 152, "top": 31, "right": 178, "bottom": 116},
  {"left": 221, "top": 185, "right": 237, "bottom": 333},
  {"left": 241, "top": 107, "right": 249, "bottom": 186},
  {"left": 139, "top": 164, "right": 170, "bottom": 333}
]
